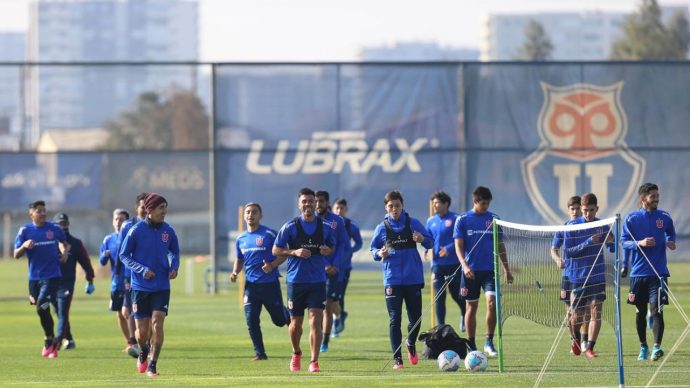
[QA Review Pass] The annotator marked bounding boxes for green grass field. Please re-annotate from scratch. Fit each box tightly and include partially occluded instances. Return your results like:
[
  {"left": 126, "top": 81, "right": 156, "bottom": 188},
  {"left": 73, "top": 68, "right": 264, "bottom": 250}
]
[{"left": 1, "top": 259, "right": 689, "bottom": 387}]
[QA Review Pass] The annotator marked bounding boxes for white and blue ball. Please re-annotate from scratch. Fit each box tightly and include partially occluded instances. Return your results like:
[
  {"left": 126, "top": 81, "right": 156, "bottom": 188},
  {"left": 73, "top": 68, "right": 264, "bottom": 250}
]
[
  {"left": 437, "top": 350, "right": 461, "bottom": 372},
  {"left": 464, "top": 350, "right": 488, "bottom": 372}
]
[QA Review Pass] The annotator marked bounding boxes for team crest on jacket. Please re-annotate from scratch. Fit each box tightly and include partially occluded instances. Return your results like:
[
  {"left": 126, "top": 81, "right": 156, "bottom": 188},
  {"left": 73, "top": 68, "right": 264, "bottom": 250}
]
[
  {"left": 256, "top": 236, "right": 263, "bottom": 246},
  {"left": 522, "top": 82, "right": 645, "bottom": 224},
  {"left": 445, "top": 219, "right": 453, "bottom": 227},
  {"left": 656, "top": 219, "right": 664, "bottom": 228},
  {"left": 161, "top": 231, "right": 169, "bottom": 243},
  {"left": 46, "top": 230, "right": 54, "bottom": 239}
]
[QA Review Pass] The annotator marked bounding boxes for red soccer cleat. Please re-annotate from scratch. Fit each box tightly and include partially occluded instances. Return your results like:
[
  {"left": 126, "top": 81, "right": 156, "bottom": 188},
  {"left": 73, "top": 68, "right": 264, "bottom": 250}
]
[
  {"left": 585, "top": 349, "right": 597, "bottom": 359},
  {"left": 289, "top": 353, "right": 301, "bottom": 372},
  {"left": 407, "top": 343, "right": 418, "bottom": 365},
  {"left": 137, "top": 357, "right": 149, "bottom": 373},
  {"left": 308, "top": 361, "right": 320, "bottom": 373},
  {"left": 47, "top": 342, "right": 59, "bottom": 359},
  {"left": 571, "top": 339, "right": 581, "bottom": 356},
  {"left": 393, "top": 358, "right": 404, "bottom": 369}
]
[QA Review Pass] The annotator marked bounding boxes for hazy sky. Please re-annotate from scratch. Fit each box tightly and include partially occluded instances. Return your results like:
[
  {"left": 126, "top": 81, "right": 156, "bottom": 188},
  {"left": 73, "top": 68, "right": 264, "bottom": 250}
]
[{"left": 0, "top": 0, "right": 687, "bottom": 61}]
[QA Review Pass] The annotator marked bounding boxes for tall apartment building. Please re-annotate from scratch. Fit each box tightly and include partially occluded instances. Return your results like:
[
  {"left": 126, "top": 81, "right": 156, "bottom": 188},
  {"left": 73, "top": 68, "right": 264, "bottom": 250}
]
[
  {"left": 0, "top": 32, "right": 25, "bottom": 150},
  {"left": 480, "top": 6, "right": 689, "bottom": 61},
  {"left": 26, "top": 0, "right": 198, "bottom": 147}
]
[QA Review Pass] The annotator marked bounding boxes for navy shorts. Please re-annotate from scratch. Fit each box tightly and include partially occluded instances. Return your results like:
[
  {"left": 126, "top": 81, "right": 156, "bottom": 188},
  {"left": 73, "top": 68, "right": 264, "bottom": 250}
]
[
  {"left": 570, "top": 282, "right": 606, "bottom": 309},
  {"left": 287, "top": 282, "right": 326, "bottom": 317},
  {"left": 123, "top": 287, "right": 133, "bottom": 310},
  {"left": 28, "top": 278, "right": 59, "bottom": 307},
  {"left": 131, "top": 289, "right": 170, "bottom": 319},
  {"left": 560, "top": 275, "right": 571, "bottom": 304},
  {"left": 326, "top": 274, "right": 342, "bottom": 301},
  {"left": 460, "top": 271, "right": 496, "bottom": 301},
  {"left": 627, "top": 276, "right": 668, "bottom": 306},
  {"left": 109, "top": 290, "right": 125, "bottom": 312}
]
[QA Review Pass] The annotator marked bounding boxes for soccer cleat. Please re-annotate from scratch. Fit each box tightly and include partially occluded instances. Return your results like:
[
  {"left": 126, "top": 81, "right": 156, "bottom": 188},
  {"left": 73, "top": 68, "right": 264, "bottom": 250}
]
[
  {"left": 393, "top": 358, "right": 404, "bottom": 369},
  {"left": 338, "top": 311, "right": 348, "bottom": 334},
  {"left": 308, "top": 361, "right": 320, "bottom": 373},
  {"left": 47, "top": 342, "right": 59, "bottom": 358},
  {"left": 61, "top": 339, "right": 76, "bottom": 350},
  {"left": 651, "top": 346, "right": 664, "bottom": 361},
  {"left": 146, "top": 364, "right": 159, "bottom": 377},
  {"left": 406, "top": 343, "right": 418, "bottom": 365},
  {"left": 484, "top": 340, "right": 498, "bottom": 358},
  {"left": 252, "top": 354, "right": 268, "bottom": 361},
  {"left": 638, "top": 345, "right": 649, "bottom": 361},
  {"left": 289, "top": 353, "right": 301, "bottom": 372},
  {"left": 647, "top": 310, "right": 653, "bottom": 330},
  {"left": 331, "top": 331, "right": 339, "bottom": 338},
  {"left": 137, "top": 345, "right": 150, "bottom": 373},
  {"left": 333, "top": 315, "right": 342, "bottom": 335},
  {"left": 584, "top": 349, "right": 597, "bottom": 358},
  {"left": 571, "top": 339, "right": 581, "bottom": 356},
  {"left": 320, "top": 343, "right": 328, "bottom": 353},
  {"left": 41, "top": 345, "right": 52, "bottom": 357},
  {"left": 460, "top": 318, "right": 466, "bottom": 333},
  {"left": 127, "top": 344, "right": 141, "bottom": 358}
]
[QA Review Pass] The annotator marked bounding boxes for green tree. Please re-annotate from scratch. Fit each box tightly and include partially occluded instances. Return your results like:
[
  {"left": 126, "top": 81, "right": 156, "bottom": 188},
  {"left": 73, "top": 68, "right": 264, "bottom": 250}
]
[
  {"left": 106, "top": 90, "right": 209, "bottom": 150},
  {"left": 517, "top": 19, "right": 553, "bottom": 60},
  {"left": 610, "top": 0, "right": 689, "bottom": 59}
]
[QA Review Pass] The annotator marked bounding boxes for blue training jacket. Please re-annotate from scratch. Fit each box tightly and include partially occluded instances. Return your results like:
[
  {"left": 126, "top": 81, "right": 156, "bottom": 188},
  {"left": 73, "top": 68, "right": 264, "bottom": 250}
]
[
  {"left": 621, "top": 208, "right": 675, "bottom": 277},
  {"left": 100, "top": 231, "right": 126, "bottom": 291},
  {"left": 119, "top": 219, "right": 180, "bottom": 292},
  {"left": 371, "top": 212, "right": 433, "bottom": 286}
]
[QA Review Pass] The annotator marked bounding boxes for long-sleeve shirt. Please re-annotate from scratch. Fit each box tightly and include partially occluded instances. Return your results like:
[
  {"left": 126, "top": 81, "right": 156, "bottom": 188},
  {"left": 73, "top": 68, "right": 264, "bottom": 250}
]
[
  {"left": 119, "top": 219, "right": 180, "bottom": 292},
  {"left": 341, "top": 216, "right": 363, "bottom": 271},
  {"left": 100, "top": 231, "right": 125, "bottom": 291},
  {"left": 563, "top": 217, "right": 613, "bottom": 284},
  {"left": 59, "top": 230, "right": 95, "bottom": 285},
  {"left": 621, "top": 208, "right": 675, "bottom": 277},
  {"left": 426, "top": 211, "right": 460, "bottom": 268},
  {"left": 371, "top": 212, "right": 433, "bottom": 286}
]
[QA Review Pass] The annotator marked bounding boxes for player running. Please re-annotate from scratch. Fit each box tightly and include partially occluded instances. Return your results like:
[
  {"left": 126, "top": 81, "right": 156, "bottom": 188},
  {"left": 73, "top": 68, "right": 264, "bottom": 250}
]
[
  {"left": 120, "top": 193, "right": 180, "bottom": 377},
  {"left": 230, "top": 202, "right": 290, "bottom": 361},
  {"left": 273, "top": 188, "right": 336, "bottom": 373},
  {"left": 14, "top": 200, "right": 69, "bottom": 358},
  {"left": 331, "top": 198, "right": 362, "bottom": 337},
  {"left": 370, "top": 190, "right": 433, "bottom": 369},
  {"left": 621, "top": 183, "right": 676, "bottom": 361}
]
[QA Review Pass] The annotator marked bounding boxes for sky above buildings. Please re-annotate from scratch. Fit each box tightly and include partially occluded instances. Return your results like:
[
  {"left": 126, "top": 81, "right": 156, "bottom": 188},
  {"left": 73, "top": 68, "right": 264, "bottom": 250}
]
[{"left": 0, "top": 0, "right": 687, "bottom": 61}]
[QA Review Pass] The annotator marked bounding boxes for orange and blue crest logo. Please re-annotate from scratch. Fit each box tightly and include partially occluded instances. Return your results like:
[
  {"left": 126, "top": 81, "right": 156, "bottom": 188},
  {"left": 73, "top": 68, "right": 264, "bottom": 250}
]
[{"left": 522, "top": 82, "right": 645, "bottom": 224}]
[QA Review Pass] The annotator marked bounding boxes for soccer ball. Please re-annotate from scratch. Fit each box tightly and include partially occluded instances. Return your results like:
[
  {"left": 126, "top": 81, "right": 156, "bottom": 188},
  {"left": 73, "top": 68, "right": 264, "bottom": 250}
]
[
  {"left": 437, "top": 350, "right": 461, "bottom": 372},
  {"left": 464, "top": 350, "right": 488, "bottom": 372}
]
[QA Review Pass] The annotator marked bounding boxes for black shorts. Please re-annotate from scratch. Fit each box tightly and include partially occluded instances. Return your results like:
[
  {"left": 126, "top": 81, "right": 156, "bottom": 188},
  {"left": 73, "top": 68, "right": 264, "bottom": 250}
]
[
  {"left": 570, "top": 282, "right": 606, "bottom": 309},
  {"left": 325, "top": 274, "right": 342, "bottom": 301},
  {"left": 627, "top": 276, "right": 668, "bottom": 306},
  {"left": 131, "top": 289, "right": 170, "bottom": 319},
  {"left": 109, "top": 290, "right": 125, "bottom": 311},
  {"left": 560, "top": 275, "right": 571, "bottom": 304},
  {"left": 460, "top": 271, "right": 496, "bottom": 301},
  {"left": 287, "top": 282, "right": 326, "bottom": 317}
]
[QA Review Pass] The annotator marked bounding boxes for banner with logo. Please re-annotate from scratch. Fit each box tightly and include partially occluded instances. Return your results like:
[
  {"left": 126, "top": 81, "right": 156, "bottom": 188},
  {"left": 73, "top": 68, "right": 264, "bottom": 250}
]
[
  {"left": 464, "top": 63, "right": 688, "bottom": 249},
  {"left": 214, "top": 64, "right": 464, "bottom": 259},
  {"left": 0, "top": 153, "right": 101, "bottom": 210}
]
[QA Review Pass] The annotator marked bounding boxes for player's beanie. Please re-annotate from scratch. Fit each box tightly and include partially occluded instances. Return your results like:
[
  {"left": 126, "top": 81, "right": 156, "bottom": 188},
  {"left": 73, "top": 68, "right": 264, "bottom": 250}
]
[{"left": 144, "top": 193, "right": 167, "bottom": 213}]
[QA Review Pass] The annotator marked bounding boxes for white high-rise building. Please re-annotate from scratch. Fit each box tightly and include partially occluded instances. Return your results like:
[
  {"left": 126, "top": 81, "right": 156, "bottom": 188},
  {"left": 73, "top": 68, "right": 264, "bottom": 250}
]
[
  {"left": 481, "top": 6, "right": 689, "bottom": 61},
  {"left": 27, "top": 0, "right": 199, "bottom": 147}
]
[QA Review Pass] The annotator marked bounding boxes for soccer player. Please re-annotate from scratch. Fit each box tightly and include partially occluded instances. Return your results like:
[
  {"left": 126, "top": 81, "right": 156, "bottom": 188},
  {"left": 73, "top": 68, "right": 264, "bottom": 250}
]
[
  {"left": 332, "top": 198, "right": 362, "bottom": 336},
  {"left": 52, "top": 213, "right": 96, "bottom": 350},
  {"left": 370, "top": 190, "right": 433, "bottom": 369},
  {"left": 120, "top": 193, "right": 180, "bottom": 377},
  {"left": 314, "top": 190, "right": 348, "bottom": 352},
  {"left": 118, "top": 192, "right": 149, "bottom": 356},
  {"left": 426, "top": 191, "right": 465, "bottom": 332},
  {"left": 453, "top": 186, "right": 513, "bottom": 357},
  {"left": 14, "top": 200, "right": 69, "bottom": 358},
  {"left": 550, "top": 195, "right": 589, "bottom": 355},
  {"left": 230, "top": 202, "right": 290, "bottom": 361},
  {"left": 621, "top": 183, "right": 676, "bottom": 361},
  {"left": 563, "top": 193, "right": 613, "bottom": 359},
  {"left": 273, "top": 188, "right": 336, "bottom": 373},
  {"left": 100, "top": 208, "right": 138, "bottom": 356}
]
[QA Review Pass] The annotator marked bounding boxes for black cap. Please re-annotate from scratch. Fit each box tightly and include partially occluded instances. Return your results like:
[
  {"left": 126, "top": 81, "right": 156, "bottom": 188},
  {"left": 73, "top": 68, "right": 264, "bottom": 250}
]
[{"left": 54, "top": 213, "right": 69, "bottom": 223}]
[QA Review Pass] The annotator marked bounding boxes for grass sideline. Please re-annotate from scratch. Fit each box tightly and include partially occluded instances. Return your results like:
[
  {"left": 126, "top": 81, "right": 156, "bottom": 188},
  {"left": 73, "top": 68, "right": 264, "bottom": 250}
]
[{"left": 0, "top": 259, "right": 689, "bottom": 387}]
